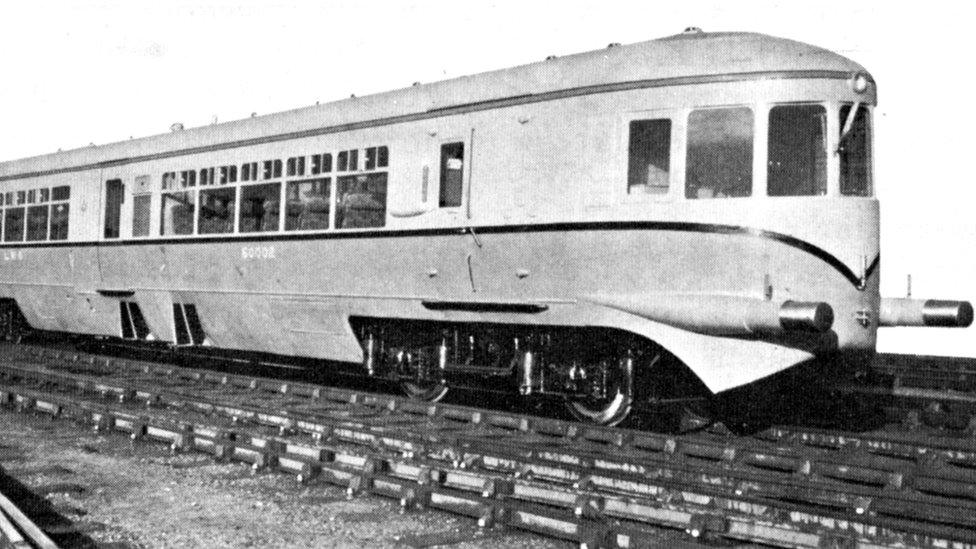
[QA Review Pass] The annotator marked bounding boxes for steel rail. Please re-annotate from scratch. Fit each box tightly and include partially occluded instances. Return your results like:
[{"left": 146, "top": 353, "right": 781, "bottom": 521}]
[
  {"left": 1, "top": 345, "right": 976, "bottom": 547},
  {"left": 0, "top": 476, "right": 59, "bottom": 549}
]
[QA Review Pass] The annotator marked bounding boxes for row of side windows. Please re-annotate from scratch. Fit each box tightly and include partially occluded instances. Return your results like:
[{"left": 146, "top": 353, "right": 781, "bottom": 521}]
[
  {"left": 626, "top": 104, "right": 871, "bottom": 198},
  {"left": 0, "top": 186, "right": 70, "bottom": 242},
  {"left": 115, "top": 147, "right": 391, "bottom": 240}
]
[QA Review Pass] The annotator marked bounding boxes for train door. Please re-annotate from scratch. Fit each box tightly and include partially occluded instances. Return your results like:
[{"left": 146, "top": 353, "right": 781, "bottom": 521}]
[{"left": 97, "top": 177, "right": 126, "bottom": 289}]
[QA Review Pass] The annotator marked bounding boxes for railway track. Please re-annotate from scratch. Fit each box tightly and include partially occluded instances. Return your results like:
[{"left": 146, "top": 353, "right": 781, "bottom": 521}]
[
  {"left": 1, "top": 344, "right": 976, "bottom": 548},
  {"left": 0, "top": 470, "right": 59, "bottom": 549},
  {"left": 832, "top": 353, "right": 976, "bottom": 432}
]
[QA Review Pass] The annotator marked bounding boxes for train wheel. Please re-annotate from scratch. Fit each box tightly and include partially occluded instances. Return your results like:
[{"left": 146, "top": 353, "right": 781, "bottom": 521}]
[
  {"left": 565, "top": 353, "right": 635, "bottom": 427},
  {"left": 400, "top": 380, "right": 449, "bottom": 402}
]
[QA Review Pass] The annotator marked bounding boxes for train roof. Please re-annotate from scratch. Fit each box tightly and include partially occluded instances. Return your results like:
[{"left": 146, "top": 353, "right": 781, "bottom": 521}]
[{"left": 0, "top": 30, "right": 869, "bottom": 179}]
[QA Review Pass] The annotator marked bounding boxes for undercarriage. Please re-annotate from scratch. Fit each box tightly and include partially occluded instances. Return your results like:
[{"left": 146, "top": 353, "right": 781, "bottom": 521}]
[{"left": 350, "top": 317, "right": 710, "bottom": 426}]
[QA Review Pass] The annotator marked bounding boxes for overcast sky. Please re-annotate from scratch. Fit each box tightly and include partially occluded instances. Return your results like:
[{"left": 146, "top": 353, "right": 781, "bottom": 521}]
[{"left": 1, "top": 0, "right": 973, "bottom": 357}]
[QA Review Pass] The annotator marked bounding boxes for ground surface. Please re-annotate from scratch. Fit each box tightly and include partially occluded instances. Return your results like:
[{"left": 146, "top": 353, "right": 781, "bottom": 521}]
[{"left": 0, "top": 409, "right": 567, "bottom": 548}]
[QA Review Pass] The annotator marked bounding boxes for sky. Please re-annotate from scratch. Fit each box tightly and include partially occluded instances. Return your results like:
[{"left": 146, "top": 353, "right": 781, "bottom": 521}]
[{"left": 1, "top": 0, "right": 973, "bottom": 357}]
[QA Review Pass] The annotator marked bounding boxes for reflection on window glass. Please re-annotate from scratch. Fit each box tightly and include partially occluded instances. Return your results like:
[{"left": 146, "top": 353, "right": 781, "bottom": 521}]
[
  {"left": 26, "top": 205, "right": 49, "bottom": 241},
  {"left": 768, "top": 105, "right": 827, "bottom": 196},
  {"left": 199, "top": 187, "right": 237, "bottom": 234},
  {"left": 4, "top": 208, "right": 25, "bottom": 242},
  {"left": 132, "top": 195, "right": 152, "bottom": 237},
  {"left": 286, "top": 178, "right": 331, "bottom": 231},
  {"left": 336, "top": 173, "right": 386, "bottom": 229},
  {"left": 627, "top": 119, "right": 671, "bottom": 194},
  {"left": 50, "top": 204, "right": 69, "bottom": 240},
  {"left": 239, "top": 183, "right": 281, "bottom": 232},
  {"left": 160, "top": 192, "right": 196, "bottom": 235},
  {"left": 839, "top": 104, "right": 872, "bottom": 196},
  {"left": 685, "top": 107, "right": 753, "bottom": 199}
]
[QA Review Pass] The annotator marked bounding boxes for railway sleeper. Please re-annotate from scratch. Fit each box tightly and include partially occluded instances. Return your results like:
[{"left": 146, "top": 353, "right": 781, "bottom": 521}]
[
  {"left": 4, "top": 382, "right": 976, "bottom": 547},
  {"left": 9, "top": 348, "right": 976, "bottom": 544}
]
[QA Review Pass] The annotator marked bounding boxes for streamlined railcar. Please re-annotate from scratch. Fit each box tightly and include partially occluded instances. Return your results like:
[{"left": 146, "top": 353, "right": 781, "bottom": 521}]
[{"left": 0, "top": 29, "right": 970, "bottom": 426}]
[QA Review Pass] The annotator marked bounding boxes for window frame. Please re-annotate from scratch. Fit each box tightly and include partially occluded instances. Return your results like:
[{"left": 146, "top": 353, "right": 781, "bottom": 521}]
[
  {"left": 765, "top": 102, "right": 831, "bottom": 198},
  {"left": 621, "top": 110, "right": 680, "bottom": 201},
  {"left": 837, "top": 102, "right": 874, "bottom": 197},
  {"left": 437, "top": 139, "right": 466, "bottom": 209},
  {"left": 683, "top": 105, "right": 756, "bottom": 200}
]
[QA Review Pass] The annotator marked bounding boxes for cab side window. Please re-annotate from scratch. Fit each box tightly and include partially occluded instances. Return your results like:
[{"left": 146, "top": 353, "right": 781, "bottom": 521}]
[
  {"left": 439, "top": 142, "right": 464, "bottom": 208},
  {"left": 627, "top": 119, "right": 671, "bottom": 194},
  {"left": 685, "top": 107, "right": 753, "bottom": 199}
]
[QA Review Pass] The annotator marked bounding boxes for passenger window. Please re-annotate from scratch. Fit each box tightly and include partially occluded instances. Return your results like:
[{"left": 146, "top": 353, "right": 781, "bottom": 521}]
[
  {"left": 239, "top": 183, "right": 281, "bottom": 232},
  {"left": 839, "top": 104, "right": 872, "bottom": 196},
  {"left": 242, "top": 162, "right": 257, "bottom": 182},
  {"left": 50, "top": 203, "right": 69, "bottom": 240},
  {"left": 286, "top": 156, "right": 306, "bottom": 177},
  {"left": 180, "top": 170, "right": 197, "bottom": 188},
  {"left": 627, "top": 119, "right": 671, "bottom": 194},
  {"left": 285, "top": 178, "right": 331, "bottom": 231},
  {"left": 262, "top": 160, "right": 282, "bottom": 180},
  {"left": 160, "top": 191, "right": 196, "bottom": 236},
  {"left": 199, "top": 187, "right": 237, "bottom": 234},
  {"left": 4, "top": 208, "right": 25, "bottom": 242},
  {"left": 686, "top": 107, "right": 753, "bottom": 199},
  {"left": 103, "top": 179, "right": 124, "bottom": 239},
  {"left": 26, "top": 205, "right": 48, "bottom": 241},
  {"left": 768, "top": 105, "right": 827, "bottom": 196},
  {"left": 439, "top": 142, "right": 464, "bottom": 207},
  {"left": 200, "top": 167, "right": 215, "bottom": 186},
  {"left": 216, "top": 165, "right": 238, "bottom": 184},
  {"left": 311, "top": 154, "right": 333, "bottom": 175},
  {"left": 52, "top": 186, "right": 70, "bottom": 201},
  {"left": 336, "top": 173, "right": 386, "bottom": 229},
  {"left": 132, "top": 194, "right": 152, "bottom": 237},
  {"left": 365, "top": 147, "right": 377, "bottom": 170}
]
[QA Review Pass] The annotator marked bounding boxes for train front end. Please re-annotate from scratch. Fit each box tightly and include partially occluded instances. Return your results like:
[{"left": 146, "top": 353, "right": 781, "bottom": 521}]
[{"left": 582, "top": 34, "right": 973, "bottom": 424}]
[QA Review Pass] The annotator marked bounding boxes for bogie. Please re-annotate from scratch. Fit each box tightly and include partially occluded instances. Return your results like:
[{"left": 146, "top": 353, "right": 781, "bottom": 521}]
[{"left": 350, "top": 317, "right": 703, "bottom": 426}]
